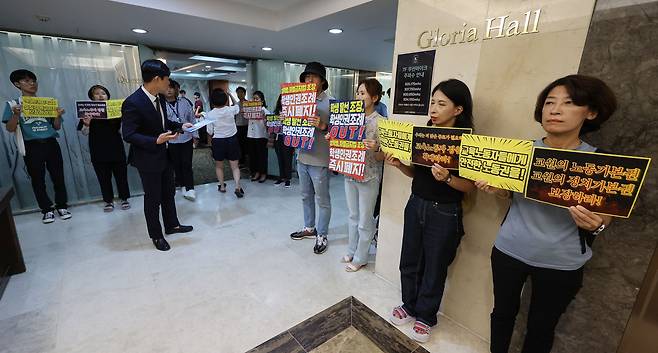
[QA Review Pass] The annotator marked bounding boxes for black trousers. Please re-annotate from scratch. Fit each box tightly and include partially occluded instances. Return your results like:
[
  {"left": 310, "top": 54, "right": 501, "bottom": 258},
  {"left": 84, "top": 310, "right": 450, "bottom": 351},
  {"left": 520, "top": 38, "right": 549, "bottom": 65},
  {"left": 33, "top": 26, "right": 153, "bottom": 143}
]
[
  {"left": 236, "top": 125, "right": 248, "bottom": 164},
  {"left": 274, "top": 136, "right": 294, "bottom": 180},
  {"left": 197, "top": 126, "right": 208, "bottom": 146},
  {"left": 490, "top": 247, "right": 583, "bottom": 353},
  {"left": 23, "top": 138, "right": 68, "bottom": 213},
  {"left": 169, "top": 140, "right": 194, "bottom": 190},
  {"left": 248, "top": 137, "right": 268, "bottom": 175},
  {"left": 93, "top": 161, "right": 130, "bottom": 203},
  {"left": 400, "top": 194, "right": 463, "bottom": 326},
  {"left": 137, "top": 166, "right": 180, "bottom": 239}
]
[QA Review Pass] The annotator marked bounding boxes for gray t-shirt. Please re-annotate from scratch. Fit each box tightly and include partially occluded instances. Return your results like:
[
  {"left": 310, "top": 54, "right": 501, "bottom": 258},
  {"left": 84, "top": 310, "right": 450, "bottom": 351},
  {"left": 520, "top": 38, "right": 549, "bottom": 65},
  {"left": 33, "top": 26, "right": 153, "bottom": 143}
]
[
  {"left": 297, "top": 91, "right": 334, "bottom": 167},
  {"left": 494, "top": 139, "right": 597, "bottom": 270}
]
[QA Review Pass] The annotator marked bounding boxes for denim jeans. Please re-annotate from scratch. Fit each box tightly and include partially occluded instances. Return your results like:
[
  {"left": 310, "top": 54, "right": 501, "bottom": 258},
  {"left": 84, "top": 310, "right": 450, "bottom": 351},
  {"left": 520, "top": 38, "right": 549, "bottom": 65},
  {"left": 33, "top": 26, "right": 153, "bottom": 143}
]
[
  {"left": 297, "top": 161, "right": 331, "bottom": 236},
  {"left": 400, "top": 194, "right": 464, "bottom": 326},
  {"left": 344, "top": 177, "right": 380, "bottom": 265}
]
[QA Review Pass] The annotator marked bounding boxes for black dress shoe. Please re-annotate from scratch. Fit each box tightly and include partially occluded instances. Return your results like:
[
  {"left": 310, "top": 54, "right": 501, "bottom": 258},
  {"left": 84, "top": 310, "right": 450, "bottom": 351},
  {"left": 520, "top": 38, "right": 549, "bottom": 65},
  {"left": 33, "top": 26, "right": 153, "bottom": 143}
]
[
  {"left": 165, "top": 225, "right": 193, "bottom": 235},
  {"left": 152, "top": 238, "right": 171, "bottom": 251}
]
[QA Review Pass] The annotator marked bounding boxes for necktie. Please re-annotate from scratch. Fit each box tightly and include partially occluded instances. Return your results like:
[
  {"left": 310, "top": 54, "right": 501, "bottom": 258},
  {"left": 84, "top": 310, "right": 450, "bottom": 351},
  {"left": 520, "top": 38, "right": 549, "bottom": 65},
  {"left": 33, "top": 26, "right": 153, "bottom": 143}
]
[{"left": 155, "top": 96, "right": 164, "bottom": 129}]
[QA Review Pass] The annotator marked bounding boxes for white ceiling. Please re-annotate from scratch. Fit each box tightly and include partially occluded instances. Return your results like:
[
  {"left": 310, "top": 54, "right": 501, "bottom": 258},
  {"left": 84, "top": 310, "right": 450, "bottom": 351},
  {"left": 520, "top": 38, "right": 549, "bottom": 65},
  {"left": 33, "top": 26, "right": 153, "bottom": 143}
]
[{"left": 1, "top": 0, "right": 397, "bottom": 72}]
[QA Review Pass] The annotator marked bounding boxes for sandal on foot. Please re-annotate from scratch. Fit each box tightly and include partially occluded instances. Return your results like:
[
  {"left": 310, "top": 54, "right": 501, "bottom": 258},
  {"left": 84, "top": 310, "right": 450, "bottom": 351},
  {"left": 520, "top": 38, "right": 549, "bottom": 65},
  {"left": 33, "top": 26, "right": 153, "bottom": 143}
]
[
  {"left": 345, "top": 263, "right": 365, "bottom": 272},
  {"left": 411, "top": 321, "right": 431, "bottom": 343},
  {"left": 340, "top": 255, "right": 353, "bottom": 263},
  {"left": 390, "top": 306, "right": 415, "bottom": 326},
  {"left": 235, "top": 188, "right": 244, "bottom": 198},
  {"left": 218, "top": 183, "right": 227, "bottom": 193},
  {"left": 120, "top": 200, "right": 131, "bottom": 210},
  {"left": 103, "top": 203, "right": 114, "bottom": 212}
]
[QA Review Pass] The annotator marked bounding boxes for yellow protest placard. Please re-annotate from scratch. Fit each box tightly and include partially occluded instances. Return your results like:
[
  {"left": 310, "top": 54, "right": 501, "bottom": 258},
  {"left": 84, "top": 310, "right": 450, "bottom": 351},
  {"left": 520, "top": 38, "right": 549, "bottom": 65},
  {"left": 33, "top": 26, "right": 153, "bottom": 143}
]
[
  {"left": 379, "top": 119, "right": 414, "bottom": 162},
  {"left": 458, "top": 134, "right": 533, "bottom": 192},
  {"left": 106, "top": 99, "right": 125, "bottom": 119},
  {"left": 21, "top": 97, "right": 58, "bottom": 118}
]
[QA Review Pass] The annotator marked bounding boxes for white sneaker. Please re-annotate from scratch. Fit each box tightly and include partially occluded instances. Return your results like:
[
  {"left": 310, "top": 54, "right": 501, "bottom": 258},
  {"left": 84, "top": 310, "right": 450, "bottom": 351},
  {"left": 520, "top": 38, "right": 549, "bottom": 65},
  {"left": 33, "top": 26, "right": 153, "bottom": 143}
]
[
  {"left": 184, "top": 189, "right": 196, "bottom": 201},
  {"left": 56, "top": 208, "right": 72, "bottom": 220}
]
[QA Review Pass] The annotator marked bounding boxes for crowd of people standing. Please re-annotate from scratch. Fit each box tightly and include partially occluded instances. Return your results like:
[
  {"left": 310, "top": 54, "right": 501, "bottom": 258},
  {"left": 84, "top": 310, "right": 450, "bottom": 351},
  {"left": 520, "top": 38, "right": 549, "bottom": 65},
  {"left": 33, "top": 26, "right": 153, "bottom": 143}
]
[{"left": 3, "top": 58, "right": 618, "bottom": 351}]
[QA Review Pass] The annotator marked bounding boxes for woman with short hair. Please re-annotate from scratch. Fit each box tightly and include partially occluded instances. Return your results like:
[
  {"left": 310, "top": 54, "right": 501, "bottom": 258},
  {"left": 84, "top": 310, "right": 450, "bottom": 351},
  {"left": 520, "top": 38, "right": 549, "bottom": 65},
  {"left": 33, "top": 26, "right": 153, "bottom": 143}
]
[{"left": 476, "top": 74, "right": 617, "bottom": 353}]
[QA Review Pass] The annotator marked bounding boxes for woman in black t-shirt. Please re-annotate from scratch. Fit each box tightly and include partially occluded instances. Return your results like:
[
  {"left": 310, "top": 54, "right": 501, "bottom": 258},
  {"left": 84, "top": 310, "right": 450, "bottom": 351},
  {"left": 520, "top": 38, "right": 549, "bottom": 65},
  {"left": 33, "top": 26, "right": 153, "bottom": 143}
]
[
  {"left": 386, "top": 79, "right": 475, "bottom": 343},
  {"left": 78, "top": 85, "right": 130, "bottom": 212}
]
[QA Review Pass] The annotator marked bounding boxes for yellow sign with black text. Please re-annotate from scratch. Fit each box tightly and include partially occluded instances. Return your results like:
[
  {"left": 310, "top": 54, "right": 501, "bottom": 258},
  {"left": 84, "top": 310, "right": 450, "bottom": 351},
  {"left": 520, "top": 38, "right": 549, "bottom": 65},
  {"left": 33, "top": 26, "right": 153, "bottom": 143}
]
[
  {"left": 21, "top": 97, "right": 58, "bottom": 118},
  {"left": 458, "top": 134, "right": 533, "bottom": 192}
]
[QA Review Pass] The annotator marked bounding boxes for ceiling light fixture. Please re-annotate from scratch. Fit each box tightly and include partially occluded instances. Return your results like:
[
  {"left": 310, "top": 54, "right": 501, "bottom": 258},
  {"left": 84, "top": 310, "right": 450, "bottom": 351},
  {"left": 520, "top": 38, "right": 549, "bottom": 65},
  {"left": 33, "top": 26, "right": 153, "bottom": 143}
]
[
  {"left": 215, "top": 66, "right": 247, "bottom": 72},
  {"left": 205, "top": 65, "right": 211, "bottom": 68},
  {"left": 261, "top": 47, "right": 273, "bottom": 51},
  {"left": 186, "top": 70, "right": 191, "bottom": 73},
  {"left": 328, "top": 28, "right": 343, "bottom": 34},
  {"left": 189, "top": 55, "right": 240, "bottom": 64},
  {"left": 131, "top": 28, "right": 148, "bottom": 34}
]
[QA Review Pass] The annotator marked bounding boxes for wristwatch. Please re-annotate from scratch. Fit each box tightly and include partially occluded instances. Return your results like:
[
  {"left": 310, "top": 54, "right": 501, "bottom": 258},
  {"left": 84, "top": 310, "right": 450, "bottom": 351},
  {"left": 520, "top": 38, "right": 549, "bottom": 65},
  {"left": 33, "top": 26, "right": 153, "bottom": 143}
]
[
  {"left": 592, "top": 223, "right": 606, "bottom": 236},
  {"left": 445, "top": 174, "right": 452, "bottom": 184}
]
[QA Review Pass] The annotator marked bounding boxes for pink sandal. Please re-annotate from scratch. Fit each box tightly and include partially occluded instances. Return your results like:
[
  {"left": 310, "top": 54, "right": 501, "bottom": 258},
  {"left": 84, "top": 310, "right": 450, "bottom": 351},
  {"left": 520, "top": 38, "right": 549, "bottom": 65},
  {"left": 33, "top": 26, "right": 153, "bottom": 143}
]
[
  {"left": 389, "top": 306, "right": 415, "bottom": 326},
  {"left": 411, "top": 321, "right": 431, "bottom": 343}
]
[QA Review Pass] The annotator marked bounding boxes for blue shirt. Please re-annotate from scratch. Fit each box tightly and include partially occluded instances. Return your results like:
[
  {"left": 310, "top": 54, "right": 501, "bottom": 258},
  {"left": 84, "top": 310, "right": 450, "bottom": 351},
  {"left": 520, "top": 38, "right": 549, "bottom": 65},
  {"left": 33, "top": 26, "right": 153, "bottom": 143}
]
[
  {"left": 494, "top": 139, "right": 597, "bottom": 270},
  {"left": 165, "top": 97, "right": 197, "bottom": 143},
  {"left": 2, "top": 99, "right": 59, "bottom": 141},
  {"left": 375, "top": 101, "right": 388, "bottom": 117}
]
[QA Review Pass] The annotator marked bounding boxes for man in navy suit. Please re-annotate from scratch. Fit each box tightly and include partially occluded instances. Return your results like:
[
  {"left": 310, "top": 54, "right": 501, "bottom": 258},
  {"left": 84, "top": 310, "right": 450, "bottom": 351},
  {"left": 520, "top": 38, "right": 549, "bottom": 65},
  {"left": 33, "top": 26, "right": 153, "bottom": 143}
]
[{"left": 122, "top": 59, "right": 194, "bottom": 251}]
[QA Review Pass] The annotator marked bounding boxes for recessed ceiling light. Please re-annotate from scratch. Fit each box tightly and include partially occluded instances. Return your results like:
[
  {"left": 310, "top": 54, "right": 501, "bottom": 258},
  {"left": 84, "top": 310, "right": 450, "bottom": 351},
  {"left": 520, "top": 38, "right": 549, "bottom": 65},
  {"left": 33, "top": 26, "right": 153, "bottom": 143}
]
[
  {"left": 261, "top": 47, "right": 273, "bottom": 51},
  {"left": 329, "top": 28, "right": 343, "bottom": 34},
  {"left": 49, "top": 67, "right": 55, "bottom": 70},
  {"left": 241, "top": 79, "right": 246, "bottom": 82},
  {"left": 132, "top": 28, "right": 148, "bottom": 34},
  {"left": 186, "top": 70, "right": 191, "bottom": 73},
  {"left": 205, "top": 65, "right": 211, "bottom": 68}
]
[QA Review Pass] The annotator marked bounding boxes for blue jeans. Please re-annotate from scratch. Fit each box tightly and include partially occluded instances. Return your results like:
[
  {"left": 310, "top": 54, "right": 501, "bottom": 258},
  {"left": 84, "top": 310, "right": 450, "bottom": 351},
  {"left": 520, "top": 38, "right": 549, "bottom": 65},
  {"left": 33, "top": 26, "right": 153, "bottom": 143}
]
[
  {"left": 297, "top": 162, "right": 331, "bottom": 236},
  {"left": 400, "top": 194, "right": 464, "bottom": 326},
  {"left": 344, "top": 177, "right": 380, "bottom": 265}
]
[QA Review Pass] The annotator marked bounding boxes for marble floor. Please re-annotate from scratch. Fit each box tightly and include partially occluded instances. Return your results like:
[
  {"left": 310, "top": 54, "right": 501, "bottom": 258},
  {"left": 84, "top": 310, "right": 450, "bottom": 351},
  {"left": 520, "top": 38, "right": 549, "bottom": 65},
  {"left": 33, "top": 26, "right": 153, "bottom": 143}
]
[
  {"left": 309, "top": 327, "right": 383, "bottom": 353},
  {"left": 0, "top": 176, "right": 489, "bottom": 353}
]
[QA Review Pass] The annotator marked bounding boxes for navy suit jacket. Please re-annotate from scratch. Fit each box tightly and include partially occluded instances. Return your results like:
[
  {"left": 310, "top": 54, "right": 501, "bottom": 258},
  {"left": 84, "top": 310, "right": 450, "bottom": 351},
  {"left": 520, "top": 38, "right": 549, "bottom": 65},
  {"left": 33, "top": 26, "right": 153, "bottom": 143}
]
[{"left": 121, "top": 88, "right": 182, "bottom": 173}]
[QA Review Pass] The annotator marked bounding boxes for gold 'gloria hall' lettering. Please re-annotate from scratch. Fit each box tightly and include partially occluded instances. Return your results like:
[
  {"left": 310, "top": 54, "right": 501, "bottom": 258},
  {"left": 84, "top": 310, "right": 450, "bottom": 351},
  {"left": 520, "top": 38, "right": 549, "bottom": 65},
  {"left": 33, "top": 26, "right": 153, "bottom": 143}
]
[{"left": 417, "top": 9, "right": 541, "bottom": 49}]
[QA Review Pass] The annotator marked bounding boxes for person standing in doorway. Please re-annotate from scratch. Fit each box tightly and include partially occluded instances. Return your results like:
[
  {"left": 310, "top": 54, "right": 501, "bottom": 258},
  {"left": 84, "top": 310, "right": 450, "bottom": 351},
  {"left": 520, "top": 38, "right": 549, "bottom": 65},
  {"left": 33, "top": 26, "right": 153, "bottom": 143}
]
[
  {"left": 78, "top": 84, "right": 131, "bottom": 212},
  {"left": 272, "top": 95, "right": 294, "bottom": 188},
  {"left": 3, "top": 69, "right": 72, "bottom": 223},
  {"left": 289, "top": 62, "right": 334, "bottom": 255},
  {"left": 179, "top": 89, "right": 194, "bottom": 107},
  {"left": 193, "top": 92, "right": 207, "bottom": 148},
  {"left": 247, "top": 90, "right": 270, "bottom": 183},
  {"left": 234, "top": 86, "right": 249, "bottom": 167},
  {"left": 121, "top": 59, "right": 194, "bottom": 251},
  {"left": 165, "top": 79, "right": 197, "bottom": 201}
]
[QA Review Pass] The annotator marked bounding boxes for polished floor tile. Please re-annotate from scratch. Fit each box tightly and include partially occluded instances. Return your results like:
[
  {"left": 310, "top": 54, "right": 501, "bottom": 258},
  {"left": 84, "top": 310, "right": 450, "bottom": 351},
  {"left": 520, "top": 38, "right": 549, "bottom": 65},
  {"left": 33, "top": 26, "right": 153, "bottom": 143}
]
[
  {"left": 0, "top": 176, "right": 488, "bottom": 353},
  {"left": 309, "top": 327, "right": 384, "bottom": 353}
]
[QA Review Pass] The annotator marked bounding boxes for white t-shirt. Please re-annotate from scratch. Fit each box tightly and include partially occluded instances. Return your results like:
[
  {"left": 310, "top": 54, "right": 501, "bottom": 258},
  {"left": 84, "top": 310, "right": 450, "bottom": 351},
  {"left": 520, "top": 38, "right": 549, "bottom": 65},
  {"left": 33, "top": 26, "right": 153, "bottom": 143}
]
[
  {"left": 206, "top": 105, "right": 240, "bottom": 138},
  {"left": 247, "top": 107, "right": 271, "bottom": 139}
]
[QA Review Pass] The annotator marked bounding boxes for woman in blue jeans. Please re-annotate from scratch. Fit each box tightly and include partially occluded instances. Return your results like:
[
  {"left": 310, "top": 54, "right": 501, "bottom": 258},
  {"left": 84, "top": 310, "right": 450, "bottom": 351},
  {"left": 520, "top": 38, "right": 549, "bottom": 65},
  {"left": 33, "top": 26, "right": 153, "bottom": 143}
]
[
  {"left": 475, "top": 75, "right": 616, "bottom": 353},
  {"left": 327, "top": 79, "right": 386, "bottom": 272},
  {"left": 386, "top": 79, "right": 476, "bottom": 343}
]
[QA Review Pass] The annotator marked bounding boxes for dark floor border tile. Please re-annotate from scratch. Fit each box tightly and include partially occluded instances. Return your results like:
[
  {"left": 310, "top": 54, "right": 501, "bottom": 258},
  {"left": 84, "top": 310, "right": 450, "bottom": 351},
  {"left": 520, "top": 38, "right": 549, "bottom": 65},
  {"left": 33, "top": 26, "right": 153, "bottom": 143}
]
[
  {"left": 288, "top": 296, "right": 352, "bottom": 351},
  {"left": 351, "top": 296, "right": 422, "bottom": 353}
]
